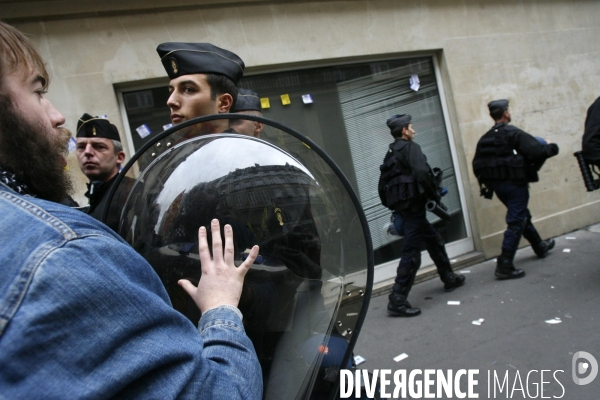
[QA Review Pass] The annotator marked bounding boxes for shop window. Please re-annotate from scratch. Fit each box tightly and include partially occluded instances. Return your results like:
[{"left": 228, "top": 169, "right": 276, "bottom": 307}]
[{"left": 119, "top": 55, "right": 470, "bottom": 269}]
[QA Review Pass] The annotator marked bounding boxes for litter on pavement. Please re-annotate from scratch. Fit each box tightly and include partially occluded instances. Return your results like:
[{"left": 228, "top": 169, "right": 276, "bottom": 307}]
[
  {"left": 354, "top": 355, "right": 366, "bottom": 365},
  {"left": 393, "top": 353, "right": 409, "bottom": 362}
]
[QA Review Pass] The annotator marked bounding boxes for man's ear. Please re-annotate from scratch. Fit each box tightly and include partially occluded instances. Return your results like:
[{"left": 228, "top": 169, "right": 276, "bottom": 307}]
[
  {"left": 254, "top": 122, "right": 264, "bottom": 138},
  {"left": 217, "top": 93, "right": 233, "bottom": 113},
  {"left": 116, "top": 150, "right": 126, "bottom": 165}
]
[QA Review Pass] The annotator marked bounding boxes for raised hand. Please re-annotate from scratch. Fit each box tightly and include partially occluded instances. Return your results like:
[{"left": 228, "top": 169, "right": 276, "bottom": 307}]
[{"left": 178, "top": 219, "right": 259, "bottom": 313}]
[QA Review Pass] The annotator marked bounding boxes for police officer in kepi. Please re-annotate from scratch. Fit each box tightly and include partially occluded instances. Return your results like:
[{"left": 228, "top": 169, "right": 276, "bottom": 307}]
[
  {"left": 156, "top": 42, "right": 244, "bottom": 135},
  {"left": 379, "top": 114, "right": 466, "bottom": 317},
  {"left": 230, "top": 88, "right": 264, "bottom": 138},
  {"left": 75, "top": 113, "right": 135, "bottom": 232},
  {"left": 472, "top": 99, "right": 559, "bottom": 280}
]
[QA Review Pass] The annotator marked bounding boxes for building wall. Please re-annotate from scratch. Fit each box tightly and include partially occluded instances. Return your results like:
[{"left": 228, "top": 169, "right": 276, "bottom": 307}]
[{"left": 7, "top": 0, "right": 600, "bottom": 257}]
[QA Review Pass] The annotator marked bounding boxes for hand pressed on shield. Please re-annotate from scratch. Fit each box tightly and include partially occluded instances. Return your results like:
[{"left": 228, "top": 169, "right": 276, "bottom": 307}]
[{"left": 178, "top": 219, "right": 259, "bottom": 313}]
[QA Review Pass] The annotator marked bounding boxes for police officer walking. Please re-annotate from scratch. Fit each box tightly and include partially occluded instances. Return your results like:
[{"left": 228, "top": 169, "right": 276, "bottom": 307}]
[
  {"left": 379, "top": 114, "right": 465, "bottom": 317},
  {"left": 582, "top": 96, "right": 600, "bottom": 167},
  {"left": 472, "top": 99, "right": 559, "bottom": 280}
]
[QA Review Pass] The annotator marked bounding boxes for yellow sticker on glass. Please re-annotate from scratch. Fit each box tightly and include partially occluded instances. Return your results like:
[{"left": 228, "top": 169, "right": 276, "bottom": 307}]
[
  {"left": 260, "top": 97, "right": 270, "bottom": 109},
  {"left": 280, "top": 94, "right": 291, "bottom": 106}
]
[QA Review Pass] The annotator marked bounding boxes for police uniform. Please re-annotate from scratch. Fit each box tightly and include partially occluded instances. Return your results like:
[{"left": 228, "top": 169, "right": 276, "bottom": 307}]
[
  {"left": 582, "top": 96, "right": 600, "bottom": 166},
  {"left": 472, "top": 100, "right": 559, "bottom": 279},
  {"left": 380, "top": 114, "right": 465, "bottom": 317},
  {"left": 155, "top": 45, "right": 328, "bottom": 391},
  {"left": 77, "top": 114, "right": 135, "bottom": 232}
]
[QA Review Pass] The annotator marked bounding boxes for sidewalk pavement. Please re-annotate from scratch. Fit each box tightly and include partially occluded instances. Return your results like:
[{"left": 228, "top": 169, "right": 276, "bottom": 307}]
[{"left": 353, "top": 224, "right": 600, "bottom": 399}]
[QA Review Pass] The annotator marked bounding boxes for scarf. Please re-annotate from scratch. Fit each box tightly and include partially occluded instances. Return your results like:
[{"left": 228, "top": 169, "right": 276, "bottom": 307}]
[{"left": 0, "top": 165, "right": 35, "bottom": 197}]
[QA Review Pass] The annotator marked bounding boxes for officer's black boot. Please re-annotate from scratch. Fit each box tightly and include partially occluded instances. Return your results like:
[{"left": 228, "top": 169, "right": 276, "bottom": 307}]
[
  {"left": 531, "top": 239, "right": 555, "bottom": 258},
  {"left": 425, "top": 231, "right": 466, "bottom": 293},
  {"left": 388, "top": 271, "right": 420, "bottom": 317},
  {"left": 495, "top": 250, "right": 525, "bottom": 280},
  {"left": 442, "top": 272, "right": 466, "bottom": 292},
  {"left": 522, "top": 220, "right": 555, "bottom": 259},
  {"left": 387, "top": 291, "right": 421, "bottom": 317}
]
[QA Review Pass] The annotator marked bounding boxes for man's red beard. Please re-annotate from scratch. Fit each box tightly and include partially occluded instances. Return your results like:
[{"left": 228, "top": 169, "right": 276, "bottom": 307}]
[{"left": 0, "top": 93, "right": 73, "bottom": 203}]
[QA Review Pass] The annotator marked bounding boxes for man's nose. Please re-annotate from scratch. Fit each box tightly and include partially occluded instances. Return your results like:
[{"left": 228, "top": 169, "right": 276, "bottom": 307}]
[
  {"left": 83, "top": 144, "right": 95, "bottom": 155},
  {"left": 167, "top": 92, "right": 179, "bottom": 108},
  {"left": 48, "top": 102, "right": 66, "bottom": 127}
]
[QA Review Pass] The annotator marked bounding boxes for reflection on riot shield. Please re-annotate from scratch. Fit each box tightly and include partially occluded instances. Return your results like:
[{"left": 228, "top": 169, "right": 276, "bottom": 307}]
[{"left": 104, "top": 115, "right": 373, "bottom": 400}]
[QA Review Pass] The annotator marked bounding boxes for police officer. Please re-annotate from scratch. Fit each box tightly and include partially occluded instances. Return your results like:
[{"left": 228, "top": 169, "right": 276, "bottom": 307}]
[
  {"left": 582, "top": 96, "right": 600, "bottom": 167},
  {"left": 380, "top": 114, "right": 465, "bottom": 317},
  {"left": 156, "top": 42, "right": 244, "bottom": 134},
  {"left": 156, "top": 42, "right": 327, "bottom": 390},
  {"left": 230, "top": 88, "right": 264, "bottom": 138},
  {"left": 472, "top": 99, "right": 559, "bottom": 280},
  {"left": 75, "top": 113, "right": 134, "bottom": 232}
]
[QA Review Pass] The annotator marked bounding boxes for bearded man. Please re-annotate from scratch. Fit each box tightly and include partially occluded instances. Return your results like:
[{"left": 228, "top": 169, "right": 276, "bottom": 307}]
[{"left": 0, "top": 21, "right": 261, "bottom": 399}]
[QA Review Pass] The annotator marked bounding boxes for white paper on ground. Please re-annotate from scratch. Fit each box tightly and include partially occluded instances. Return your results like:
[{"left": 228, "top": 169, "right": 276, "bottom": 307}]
[{"left": 354, "top": 355, "right": 366, "bottom": 365}]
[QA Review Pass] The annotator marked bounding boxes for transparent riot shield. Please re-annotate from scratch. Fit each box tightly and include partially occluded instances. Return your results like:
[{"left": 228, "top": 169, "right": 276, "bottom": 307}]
[{"left": 103, "top": 114, "right": 374, "bottom": 400}]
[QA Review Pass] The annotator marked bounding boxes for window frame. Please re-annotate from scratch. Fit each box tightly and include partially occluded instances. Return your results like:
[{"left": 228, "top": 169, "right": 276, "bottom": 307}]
[{"left": 114, "top": 52, "right": 475, "bottom": 284}]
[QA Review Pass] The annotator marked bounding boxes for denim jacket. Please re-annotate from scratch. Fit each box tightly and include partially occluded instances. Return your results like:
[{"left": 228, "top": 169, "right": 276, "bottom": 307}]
[{"left": 0, "top": 184, "right": 262, "bottom": 399}]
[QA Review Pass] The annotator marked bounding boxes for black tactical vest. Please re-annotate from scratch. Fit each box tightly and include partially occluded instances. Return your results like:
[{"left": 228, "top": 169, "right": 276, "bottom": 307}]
[
  {"left": 378, "top": 147, "right": 420, "bottom": 211},
  {"left": 472, "top": 124, "right": 528, "bottom": 183}
]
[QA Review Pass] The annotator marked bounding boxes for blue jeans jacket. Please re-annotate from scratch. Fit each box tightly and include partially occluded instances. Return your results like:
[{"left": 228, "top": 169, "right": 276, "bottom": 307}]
[{"left": 0, "top": 184, "right": 262, "bottom": 399}]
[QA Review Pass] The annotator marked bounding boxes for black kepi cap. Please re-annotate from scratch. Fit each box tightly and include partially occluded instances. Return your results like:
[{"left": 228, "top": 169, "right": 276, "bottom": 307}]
[
  {"left": 386, "top": 114, "right": 412, "bottom": 131},
  {"left": 488, "top": 99, "right": 509, "bottom": 114},
  {"left": 76, "top": 113, "right": 121, "bottom": 142},
  {"left": 156, "top": 42, "right": 245, "bottom": 83},
  {"left": 234, "top": 88, "right": 261, "bottom": 112}
]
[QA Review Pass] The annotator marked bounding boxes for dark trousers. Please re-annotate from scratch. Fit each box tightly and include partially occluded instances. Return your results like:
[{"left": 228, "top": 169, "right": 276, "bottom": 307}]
[
  {"left": 393, "top": 207, "right": 452, "bottom": 295},
  {"left": 491, "top": 182, "right": 542, "bottom": 253}
]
